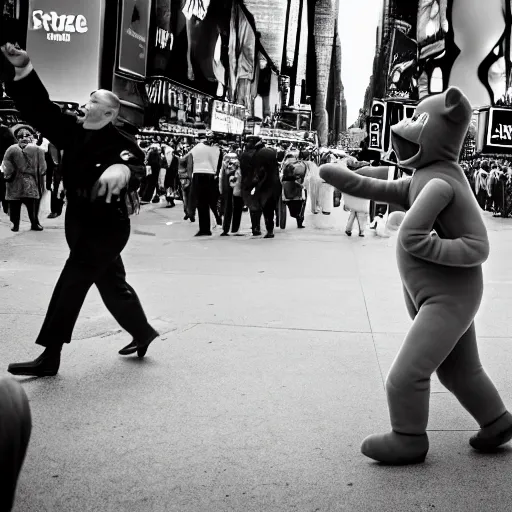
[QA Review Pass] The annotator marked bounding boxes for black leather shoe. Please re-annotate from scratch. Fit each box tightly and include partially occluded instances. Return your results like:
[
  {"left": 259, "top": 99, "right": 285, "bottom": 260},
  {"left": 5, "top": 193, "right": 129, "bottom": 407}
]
[
  {"left": 118, "top": 340, "right": 138, "bottom": 355},
  {"left": 31, "top": 224, "right": 44, "bottom": 231},
  {"left": 136, "top": 330, "right": 160, "bottom": 358},
  {"left": 11, "top": 225, "right": 19, "bottom": 232},
  {"left": 195, "top": 231, "right": 212, "bottom": 236},
  {"left": 8, "top": 350, "right": 60, "bottom": 377},
  {"left": 264, "top": 231, "right": 275, "bottom": 238},
  {"left": 47, "top": 212, "right": 59, "bottom": 219},
  {"left": 119, "top": 330, "right": 160, "bottom": 358}
]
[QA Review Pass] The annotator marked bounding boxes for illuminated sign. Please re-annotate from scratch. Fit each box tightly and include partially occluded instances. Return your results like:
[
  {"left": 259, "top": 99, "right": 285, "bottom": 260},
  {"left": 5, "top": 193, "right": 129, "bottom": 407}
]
[
  {"left": 26, "top": 0, "right": 104, "bottom": 104},
  {"left": 487, "top": 108, "right": 512, "bottom": 148},
  {"left": 210, "top": 100, "right": 245, "bottom": 135},
  {"left": 31, "top": 10, "right": 88, "bottom": 42}
]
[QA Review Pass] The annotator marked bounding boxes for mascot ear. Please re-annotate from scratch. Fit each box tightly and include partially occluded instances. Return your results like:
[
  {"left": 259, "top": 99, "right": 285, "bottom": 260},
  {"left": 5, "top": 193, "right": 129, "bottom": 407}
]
[{"left": 444, "top": 87, "right": 471, "bottom": 123}]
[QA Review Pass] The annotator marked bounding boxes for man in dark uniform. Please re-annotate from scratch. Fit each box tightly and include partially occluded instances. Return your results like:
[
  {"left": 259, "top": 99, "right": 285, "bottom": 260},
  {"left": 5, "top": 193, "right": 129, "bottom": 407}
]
[
  {"left": 1, "top": 43, "right": 159, "bottom": 377},
  {"left": 240, "top": 136, "right": 281, "bottom": 238}
]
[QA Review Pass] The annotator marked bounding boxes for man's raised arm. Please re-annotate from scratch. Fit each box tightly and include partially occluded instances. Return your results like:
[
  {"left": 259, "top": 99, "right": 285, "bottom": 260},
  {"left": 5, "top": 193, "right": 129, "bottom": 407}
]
[{"left": 1, "top": 43, "right": 76, "bottom": 150}]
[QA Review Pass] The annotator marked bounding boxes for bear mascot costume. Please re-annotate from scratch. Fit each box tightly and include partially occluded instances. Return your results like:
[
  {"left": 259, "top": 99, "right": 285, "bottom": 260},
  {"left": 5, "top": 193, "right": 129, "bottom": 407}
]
[{"left": 319, "top": 87, "right": 512, "bottom": 465}]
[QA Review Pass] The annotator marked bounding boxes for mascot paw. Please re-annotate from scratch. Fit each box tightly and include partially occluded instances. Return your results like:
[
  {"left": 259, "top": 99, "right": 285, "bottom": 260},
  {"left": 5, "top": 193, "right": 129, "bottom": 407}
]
[
  {"left": 361, "top": 431, "right": 429, "bottom": 465},
  {"left": 470, "top": 411, "right": 512, "bottom": 452}
]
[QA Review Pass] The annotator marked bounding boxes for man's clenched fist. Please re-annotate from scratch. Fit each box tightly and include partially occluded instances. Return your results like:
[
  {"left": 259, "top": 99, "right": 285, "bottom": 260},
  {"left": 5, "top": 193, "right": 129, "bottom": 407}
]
[
  {"left": 91, "top": 164, "right": 131, "bottom": 204},
  {"left": 0, "top": 43, "right": 30, "bottom": 68}
]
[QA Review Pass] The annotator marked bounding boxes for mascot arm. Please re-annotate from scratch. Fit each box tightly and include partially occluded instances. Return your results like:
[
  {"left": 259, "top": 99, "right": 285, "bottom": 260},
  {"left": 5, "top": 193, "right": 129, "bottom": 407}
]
[
  {"left": 320, "top": 163, "right": 410, "bottom": 209},
  {"left": 399, "top": 178, "right": 489, "bottom": 267}
]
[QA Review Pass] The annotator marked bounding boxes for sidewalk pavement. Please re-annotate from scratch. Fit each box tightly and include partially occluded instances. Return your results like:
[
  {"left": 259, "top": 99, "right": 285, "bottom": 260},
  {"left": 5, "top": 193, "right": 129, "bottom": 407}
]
[{"left": 1, "top": 198, "right": 511, "bottom": 511}]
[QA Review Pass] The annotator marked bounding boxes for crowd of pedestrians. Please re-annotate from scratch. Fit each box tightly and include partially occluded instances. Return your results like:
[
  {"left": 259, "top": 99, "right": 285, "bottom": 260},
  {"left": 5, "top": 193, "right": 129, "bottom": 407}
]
[
  {"left": 461, "top": 157, "right": 512, "bottom": 218},
  {"left": 134, "top": 133, "right": 339, "bottom": 239}
]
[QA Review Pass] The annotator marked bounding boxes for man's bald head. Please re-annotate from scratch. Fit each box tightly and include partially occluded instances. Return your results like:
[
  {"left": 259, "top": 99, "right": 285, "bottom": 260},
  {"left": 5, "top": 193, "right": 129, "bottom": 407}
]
[
  {"left": 81, "top": 90, "right": 121, "bottom": 129},
  {"left": 92, "top": 90, "right": 120, "bottom": 118}
]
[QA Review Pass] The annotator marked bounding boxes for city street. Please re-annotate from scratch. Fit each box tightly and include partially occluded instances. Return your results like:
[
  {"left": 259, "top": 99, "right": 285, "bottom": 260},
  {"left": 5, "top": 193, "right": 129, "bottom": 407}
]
[{"left": 2, "top": 199, "right": 512, "bottom": 512}]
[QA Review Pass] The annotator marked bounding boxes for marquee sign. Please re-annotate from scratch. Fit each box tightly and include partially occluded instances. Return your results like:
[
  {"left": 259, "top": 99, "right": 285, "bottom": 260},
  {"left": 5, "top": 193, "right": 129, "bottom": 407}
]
[{"left": 210, "top": 101, "right": 245, "bottom": 135}]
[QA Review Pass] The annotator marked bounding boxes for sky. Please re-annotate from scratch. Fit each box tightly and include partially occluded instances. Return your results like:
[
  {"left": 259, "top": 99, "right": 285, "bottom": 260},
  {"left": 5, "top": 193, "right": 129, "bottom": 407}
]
[{"left": 338, "top": 0, "right": 383, "bottom": 126}]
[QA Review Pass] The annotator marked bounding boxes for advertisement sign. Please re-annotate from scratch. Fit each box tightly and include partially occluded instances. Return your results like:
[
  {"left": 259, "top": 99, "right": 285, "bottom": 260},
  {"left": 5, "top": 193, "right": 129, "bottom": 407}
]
[
  {"left": 26, "top": 0, "right": 105, "bottom": 104},
  {"left": 416, "top": 0, "right": 448, "bottom": 60},
  {"left": 147, "top": 0, "right": 172, "bottom": 75},
  {"left": 386, "top": 29, "right": 418, "bottom": 100},
  {"left": 147, "top": 0, "right": 230, "bottom": 97},
  {"left": 486, "top": 108, "right": 512, "bottom": 148},
  {"left": 210, "top": 100, "right": 245, "bottom": 135},
  {"left": 118, "top": 0, "right": 151, "bottom": 77},
  {"left": 259, "top": 127, "right": 317, "bottom": 145}
]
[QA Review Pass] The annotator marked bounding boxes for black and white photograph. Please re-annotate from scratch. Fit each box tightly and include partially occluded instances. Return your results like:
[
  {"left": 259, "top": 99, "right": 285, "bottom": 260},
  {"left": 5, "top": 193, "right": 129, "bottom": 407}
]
[{"left": 1, "top": 0, "right": 512, "bottom": 511}]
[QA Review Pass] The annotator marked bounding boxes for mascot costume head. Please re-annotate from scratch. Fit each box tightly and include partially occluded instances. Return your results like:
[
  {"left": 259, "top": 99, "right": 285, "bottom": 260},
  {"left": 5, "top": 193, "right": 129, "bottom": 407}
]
[{"left": 319, "top": 87, "right": 512, "bottom": 465}]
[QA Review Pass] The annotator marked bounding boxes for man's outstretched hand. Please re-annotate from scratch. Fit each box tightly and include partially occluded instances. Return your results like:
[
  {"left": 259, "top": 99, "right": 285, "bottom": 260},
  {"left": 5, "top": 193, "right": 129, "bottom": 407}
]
[
  {"left": 91, "top": 164, "right": 131, "bottom": 204},
  {"left": 0, "top": 43, "right": 30, "bottom": 68}
]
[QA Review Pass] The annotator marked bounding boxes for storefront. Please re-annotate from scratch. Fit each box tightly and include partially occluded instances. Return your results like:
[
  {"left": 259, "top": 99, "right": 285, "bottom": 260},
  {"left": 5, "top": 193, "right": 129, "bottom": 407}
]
[{"left": 144, "top": 75, "right": 212, "bottom": 144}]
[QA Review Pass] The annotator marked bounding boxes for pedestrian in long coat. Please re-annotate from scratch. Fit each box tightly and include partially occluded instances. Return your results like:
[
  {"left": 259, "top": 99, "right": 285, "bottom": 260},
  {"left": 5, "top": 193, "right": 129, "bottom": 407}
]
[{"left": 2, "top": 127, "right": 46, "bottom": 231}]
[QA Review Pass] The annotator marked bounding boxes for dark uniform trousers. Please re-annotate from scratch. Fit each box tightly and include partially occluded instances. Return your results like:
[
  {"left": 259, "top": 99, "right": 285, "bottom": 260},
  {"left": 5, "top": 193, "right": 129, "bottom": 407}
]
[
  {"left": 35, "top": 200, "right": 154, "bottom": 348},
  {"left": 250, "top": 197, "right": 277, "bottom": 234}
]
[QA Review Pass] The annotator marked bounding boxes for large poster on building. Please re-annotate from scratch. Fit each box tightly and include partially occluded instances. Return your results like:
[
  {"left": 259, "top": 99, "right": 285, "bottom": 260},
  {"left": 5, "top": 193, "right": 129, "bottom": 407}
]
[
  {"left": 228, "top": 3, "right": 256, "bottom": 104},
  {"left": 147, "top": 0, "right": 172, "bottom": 75},
  {"left": 417, "top": 0, "right": 448, "bottom": 60},
  {"left": 118, "top": 0, "right": 151, "bottom": 78},
  {"left": 147, "top": 0, "right": 229, "bottom": 97},
  {"left": 25, "top": 0, "right": 104, "bottom": 104},
  {"left": 387, "top": 29, "right": 418, "bottom": 99}
]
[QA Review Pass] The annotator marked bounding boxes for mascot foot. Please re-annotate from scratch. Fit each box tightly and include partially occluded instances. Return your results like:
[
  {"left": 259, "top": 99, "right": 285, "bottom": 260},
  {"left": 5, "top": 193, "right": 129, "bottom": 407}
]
[
  {"left": 361, "top": 431, "right": 429, "bottom": 465},
  {"left": 470, "top": 411, "right": 512, "bottom": 452}
]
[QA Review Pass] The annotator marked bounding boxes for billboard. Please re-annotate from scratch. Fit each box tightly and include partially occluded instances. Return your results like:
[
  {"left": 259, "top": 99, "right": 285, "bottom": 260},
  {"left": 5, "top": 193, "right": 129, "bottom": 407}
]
[
  {"left": 486, "top": 108, "right": 512, "bottom": 149},
  {"left": 26, "top": 0, "right": 105, "bottom": 104},
  {"left": 386, "top": 29, "right": 418, "bottom": 99},
  {"left": 147, "top": 0, "right": 230, "bottom": 97},
  {"left": 117, "top": 0, "right": 151, "bottom": 78},
  {"left": 417, "top": 0, "right": 448, "bottom": 60},
  {"left": 210, "top": 100, "right": 245, "bottom": 134}
]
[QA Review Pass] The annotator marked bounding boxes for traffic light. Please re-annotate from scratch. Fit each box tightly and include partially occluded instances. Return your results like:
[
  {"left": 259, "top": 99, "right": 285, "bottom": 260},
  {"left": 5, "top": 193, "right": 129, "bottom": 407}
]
[{"left": 369, "top": 100, "right": 385, "bottom": 150}]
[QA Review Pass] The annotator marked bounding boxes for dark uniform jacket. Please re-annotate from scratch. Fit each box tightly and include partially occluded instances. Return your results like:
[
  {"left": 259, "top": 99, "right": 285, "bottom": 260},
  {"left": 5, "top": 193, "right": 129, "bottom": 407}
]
[
  {"left": 240, "top": 141, "right": 281, "bottom": 211},
  {"left": 5, "top": 70, "right": 145, "bottom": 203}
]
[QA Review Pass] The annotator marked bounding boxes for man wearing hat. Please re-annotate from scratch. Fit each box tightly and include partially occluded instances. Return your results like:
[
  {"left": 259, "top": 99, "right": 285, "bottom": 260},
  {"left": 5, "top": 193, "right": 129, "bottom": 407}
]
[{"left": 1, "top": 42, "right": 159, "bottom": 376}]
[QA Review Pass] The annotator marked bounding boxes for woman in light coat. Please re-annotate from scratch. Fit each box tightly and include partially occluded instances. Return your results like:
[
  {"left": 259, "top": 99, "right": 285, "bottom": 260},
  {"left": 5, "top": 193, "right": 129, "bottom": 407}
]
[{"left": 2, "top": 128, "right": 46, "bottom": 232}]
